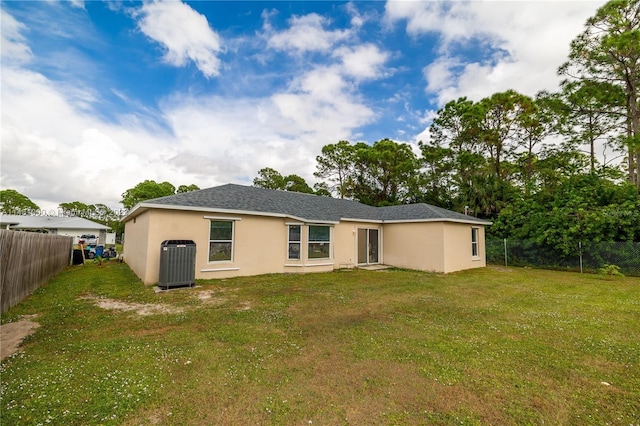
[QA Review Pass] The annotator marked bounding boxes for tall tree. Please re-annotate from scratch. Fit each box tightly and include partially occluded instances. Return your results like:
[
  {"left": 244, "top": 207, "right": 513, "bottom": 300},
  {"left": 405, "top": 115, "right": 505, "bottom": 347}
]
[
  {"left": 559, "top": 80, "right": 625, "bottom": 173},
  {"left": 0, "top": 189, "right": 40, "bottom": 214},
  {"left": 92, "top": 204, "right": 116, "bottom": 222},
  {"left": 283, "top": 175, "right": 315, "bottom": 194},
  {"left": 429, "top": 97, "right": 480, "bottom": 157},
  {"left": 351, "top": 139, "right": 419, "bottom": 206},
  {"left": 120, "top": 180, "right": 176, "bottom": 210},
  {"left": 312, "top": 182, "right": 332, "bottom": 197},
  {"left": 416, "top": 141, "right": 455, "bottom": 208},
  {"left": 559, "top": 0, "right": 640, "bottom": 189},
  {"left": 314, "top": 140, "right": 356, "bottom": 199},
  {"left": 59, "top": 201, "right": 95, "bottom": 218},
  {"left": 532, "top": 142, "right": 591, "bottom": 193},
  {"left": 253, "top": 167, "right": 286, "bottom": 190},
  {"left": 427, "top": 97, "right": 494, "bottom": 215},
  {"left": 177, "top": 184, "right": 200, "bottom": 193},
  {"left": 427, "top": 97, "right": 482, "bottom": 199},
  {"left": 514, "top": 92, "right": 561, "bottom": 189},
  {"left": 477, "top": 90, "right": 530, "bottom": 181},
  {"left": 253, "top": 167, "right": 319, "bottom": 195}
]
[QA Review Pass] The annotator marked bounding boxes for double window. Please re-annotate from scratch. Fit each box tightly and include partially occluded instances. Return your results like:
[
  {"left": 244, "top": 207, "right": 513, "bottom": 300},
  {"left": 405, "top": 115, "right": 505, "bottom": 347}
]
[
  {"left": 287, "top": 224, "right": 332, "bottom": 260},
  {"left": 209, "top": 220, "right": 233, "bottom": 262}
]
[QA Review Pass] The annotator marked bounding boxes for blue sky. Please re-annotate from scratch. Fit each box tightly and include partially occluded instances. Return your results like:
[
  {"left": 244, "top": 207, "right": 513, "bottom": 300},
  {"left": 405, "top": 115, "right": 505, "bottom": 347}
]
[{"left": 1, "top": 0, "right": 605, "bottom": 212}]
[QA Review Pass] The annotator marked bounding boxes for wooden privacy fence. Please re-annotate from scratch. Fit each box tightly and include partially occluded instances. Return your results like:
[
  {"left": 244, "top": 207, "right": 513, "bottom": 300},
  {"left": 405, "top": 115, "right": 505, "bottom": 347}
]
[{"left": 0, "top": 230, "right": 73, "bottom": 313}]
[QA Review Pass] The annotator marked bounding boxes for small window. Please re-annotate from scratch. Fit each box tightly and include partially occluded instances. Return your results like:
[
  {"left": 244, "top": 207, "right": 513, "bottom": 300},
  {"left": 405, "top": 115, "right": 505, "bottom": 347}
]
[
  {"left": 308, "top": 225, "right": 330, "bottom": 259},
  {"left": 471, "top": 227, "right": 479, "bottom": 257},
  {"left": 288, "top": 225, "right": 301, "bottom": 260},
  {"left": 209, "top": 220, "right": 233, "bottom": 262}
]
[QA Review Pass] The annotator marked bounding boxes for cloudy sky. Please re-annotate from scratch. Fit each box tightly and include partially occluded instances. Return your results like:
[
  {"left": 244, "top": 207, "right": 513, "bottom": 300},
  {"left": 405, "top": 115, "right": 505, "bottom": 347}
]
[{"left": 1, "top": 0, "right": 605, "bottom": 213}]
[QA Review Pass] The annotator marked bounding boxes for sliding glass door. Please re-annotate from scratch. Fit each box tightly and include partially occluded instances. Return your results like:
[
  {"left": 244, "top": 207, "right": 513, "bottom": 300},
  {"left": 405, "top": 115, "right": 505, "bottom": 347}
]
[{"left": 357, "top": 228, "right": 379, "bottom": 264}]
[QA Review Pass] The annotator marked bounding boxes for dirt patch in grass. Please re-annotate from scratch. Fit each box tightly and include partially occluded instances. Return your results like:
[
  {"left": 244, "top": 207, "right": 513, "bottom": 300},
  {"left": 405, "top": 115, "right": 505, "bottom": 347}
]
[
  {"left": 196, "top": 289, "right": 229, "bottom": 306},
  {"left": 0, "top": 315, "right": 40, "bottom": 361},
  {"left": 80, "top": 296, "right": 184, "bottom": 316},
  {"left": 236, "top": 301, "right": 252, "bottom": 311},
  {"left": 488, "top": 265, "right": 514, "bottom": 272}
]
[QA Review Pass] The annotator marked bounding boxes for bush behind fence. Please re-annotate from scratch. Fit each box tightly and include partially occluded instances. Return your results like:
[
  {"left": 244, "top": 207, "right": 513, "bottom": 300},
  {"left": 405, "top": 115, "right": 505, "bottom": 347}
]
[
  {"left": 487, "top": 239, "right": 640, "bottom": 277},
  {"left": 1, "top": 230, "right": 73, "bottom": 313}
]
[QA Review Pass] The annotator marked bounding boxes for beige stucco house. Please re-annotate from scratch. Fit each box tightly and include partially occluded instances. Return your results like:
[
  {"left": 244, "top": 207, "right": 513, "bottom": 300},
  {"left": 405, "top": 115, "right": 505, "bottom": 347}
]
[{"left": 123, "top": 184, "right": 491, "bottom": 285}]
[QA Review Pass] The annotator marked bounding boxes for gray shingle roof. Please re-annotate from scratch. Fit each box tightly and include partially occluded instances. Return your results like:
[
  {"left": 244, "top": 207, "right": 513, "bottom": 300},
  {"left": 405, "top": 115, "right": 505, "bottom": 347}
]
[
  {"left": 0, "top": 214, "right": 111, "bottom": 230},
  {"left": 133, "top": 183, "right": 491, "bottom": 225}
]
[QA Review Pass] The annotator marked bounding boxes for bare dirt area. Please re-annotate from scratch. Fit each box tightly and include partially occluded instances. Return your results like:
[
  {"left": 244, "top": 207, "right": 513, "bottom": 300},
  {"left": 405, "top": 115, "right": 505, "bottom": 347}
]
[
  {"left": 488, "top": 265, "right": 514, "bottom": 272},
  {"left": 1, "top": 315, "right": 40, "bottom": 361},
  {"left": 195, "top": 289, "right": 229, "bottom": 306},
  {"left": 80, "top": 296, "right": 184, "bottom": 316}
]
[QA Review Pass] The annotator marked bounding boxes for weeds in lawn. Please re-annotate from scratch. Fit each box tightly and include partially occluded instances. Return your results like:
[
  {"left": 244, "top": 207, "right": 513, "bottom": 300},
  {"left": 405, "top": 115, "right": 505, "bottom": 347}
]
[{"left": 1, "top": 262, "right": 639, "bottom": 425}]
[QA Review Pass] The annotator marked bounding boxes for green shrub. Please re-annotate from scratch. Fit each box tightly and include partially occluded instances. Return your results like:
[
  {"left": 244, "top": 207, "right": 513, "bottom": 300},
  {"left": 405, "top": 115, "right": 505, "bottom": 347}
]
[{"left": 598, "top": 264, "right": 624, "bottom": 276}]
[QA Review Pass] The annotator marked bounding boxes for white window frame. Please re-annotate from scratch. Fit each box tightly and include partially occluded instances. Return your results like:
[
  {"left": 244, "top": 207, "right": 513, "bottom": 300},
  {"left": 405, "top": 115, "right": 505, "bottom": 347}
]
[
  {"left": 308, "top": 225, "right": 331, "bottom": 260},
  {"left": 288, "top": 224, "right": 302, "bottom": 260},
  {"left": 209, "top": 220, "right": 234, "bottom": 262},
  {"left": 471, "top": 227, "right": 479, "bottom": 258}
]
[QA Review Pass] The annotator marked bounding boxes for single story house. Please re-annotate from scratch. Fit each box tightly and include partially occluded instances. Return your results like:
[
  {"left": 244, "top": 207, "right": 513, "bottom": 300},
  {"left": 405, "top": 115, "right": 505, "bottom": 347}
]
[
  {"left": 123, "top": 184, "right": 491, "bottom": 285},
  {"left": 0, "top": 214, "right": 115, "bottom": 244}
]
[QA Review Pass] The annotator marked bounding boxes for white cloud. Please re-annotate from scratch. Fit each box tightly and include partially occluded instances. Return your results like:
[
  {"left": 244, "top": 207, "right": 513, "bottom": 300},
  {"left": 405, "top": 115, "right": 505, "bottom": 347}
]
[
  {"left": 345, "top": 2, "right": 378, "bottom": 29},
  {"left": 0, "top": 10, "right": 32, "bottom": 65},
  {"left": 385, "top": 1, "right": 474, "bottom": 43},
  {"left": 422, "top": 56, "right": 458, "bottom": 97},
  {"left": 333, "top": 43, "right": 390, "bottom": 80},
  {"left": 261, "top": 11, "right": 391, "bottom": 148},
  {"left": 160, "top": 70, "right": 376, "bottom": 185},
  {"left": 69, "top": 0, "right": 85, "bottom": 9},
  {"left": 0, "top": 66, "right": 182, "bottom": 211},
  {"left": 0, "top": 17, "right": 182, "bottom": 211},
  {"left": 386, "top": 0, "right": 606, "bottom": 105},
  {"left": 136, "top": 0, "right": 223, "bottom": 78},
  {"left": 266, "top": 13, "right": 351, "bottom": 53}
]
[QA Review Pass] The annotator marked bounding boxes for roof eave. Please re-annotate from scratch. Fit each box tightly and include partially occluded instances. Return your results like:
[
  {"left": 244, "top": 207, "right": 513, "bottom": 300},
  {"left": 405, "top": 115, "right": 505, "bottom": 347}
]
[
  {"left": 383, "top": 218, "right": 493, "bottom": 225},
  {"left": 124, "top": 203, "right": 339, "bottom": 224},
  {"left": 341, "top": 217, "right": 383, "bottom": 224}
]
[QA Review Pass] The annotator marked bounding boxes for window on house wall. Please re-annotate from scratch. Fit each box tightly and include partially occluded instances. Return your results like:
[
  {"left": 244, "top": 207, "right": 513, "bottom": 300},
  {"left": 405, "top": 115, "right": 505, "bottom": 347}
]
[
  {"left": 471, "top": 227, "right": 479, "bottom": 257},
  {"left": 209, "top": 220, "right": 233, "bottom": 261},
  {"left": 288, "top": 225, "right": 301, "bottom": 260},
  {"left": 308, "top": 225, "right": 330, "bottom": 259}
]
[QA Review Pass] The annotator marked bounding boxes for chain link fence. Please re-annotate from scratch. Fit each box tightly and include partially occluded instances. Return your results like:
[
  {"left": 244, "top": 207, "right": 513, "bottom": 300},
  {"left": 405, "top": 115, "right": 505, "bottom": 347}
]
[{"left": 486, "top": 239, "right": 640, "bottom": 277}]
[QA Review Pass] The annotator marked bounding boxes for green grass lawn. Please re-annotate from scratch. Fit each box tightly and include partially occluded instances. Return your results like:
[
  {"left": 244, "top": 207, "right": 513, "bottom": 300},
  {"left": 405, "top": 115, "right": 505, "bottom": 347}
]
[{"left": 1, "top": 262, "right": 639, "bottom": 425}]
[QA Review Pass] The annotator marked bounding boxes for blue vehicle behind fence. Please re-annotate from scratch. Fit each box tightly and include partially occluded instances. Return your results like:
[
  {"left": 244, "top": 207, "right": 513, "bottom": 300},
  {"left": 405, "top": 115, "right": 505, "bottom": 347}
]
[{"left": 84, "top": 244, "right": 117, "bottom": 259}]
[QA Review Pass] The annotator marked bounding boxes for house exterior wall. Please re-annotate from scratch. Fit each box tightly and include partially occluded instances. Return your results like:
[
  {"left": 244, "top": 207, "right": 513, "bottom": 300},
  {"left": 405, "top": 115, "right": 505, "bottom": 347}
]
[
  {"left": 124, "top": 208, "right": 487, "bottom": 285},
  {"left": 383, "top": 222, "right": 446, "bottom": 272},
  {"left": 442, "top": 223, "right": 486, "bottom": 272},
  {"left": 383, "top": 222, "right": 486, "bottom": 273},
  {"left": 123, "top": 210, "right": 152, "bottom": 283},
  {"left": 125, "top": 210, "right": 357, "bottom": 284},
  {"left": 333, "top": 222, "right": 383, "bottom": 267}
]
